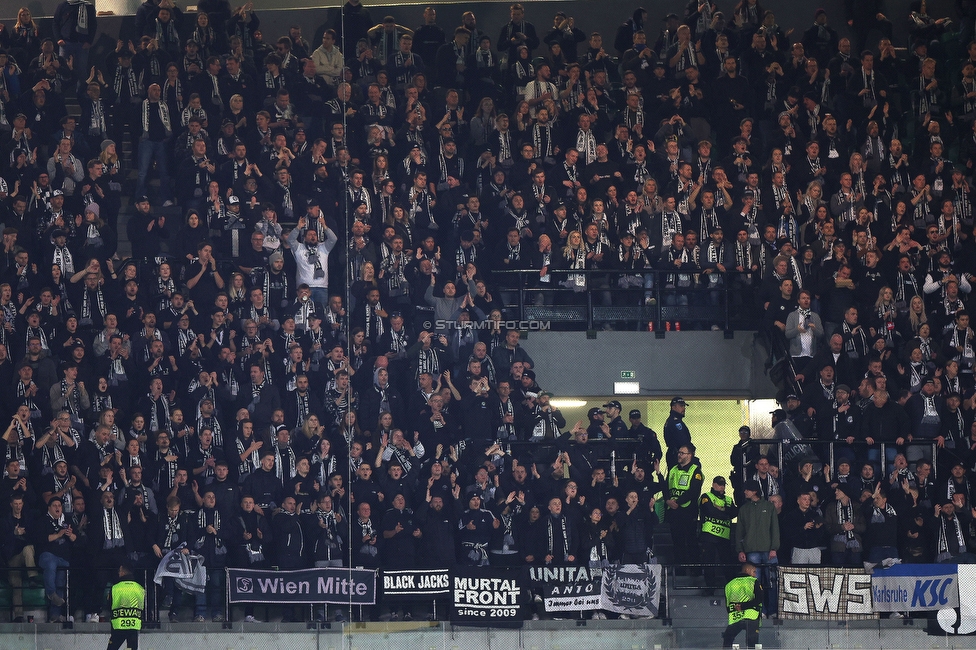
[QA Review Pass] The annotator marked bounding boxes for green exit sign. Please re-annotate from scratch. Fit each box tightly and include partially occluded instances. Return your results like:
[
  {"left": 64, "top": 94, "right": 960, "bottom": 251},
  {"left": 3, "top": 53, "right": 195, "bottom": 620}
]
[{"left": 620, "top": 371, "right": 636, "bottom": 380}]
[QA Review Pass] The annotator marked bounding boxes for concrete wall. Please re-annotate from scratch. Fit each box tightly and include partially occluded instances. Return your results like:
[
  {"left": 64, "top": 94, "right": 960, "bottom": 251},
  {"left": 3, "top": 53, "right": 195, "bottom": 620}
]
[
  {"left": 518, "top": 331, "right": 776, "bottom": 399},
  {"left": 3, "top": 620, "right": 974, "bottom": 649}
]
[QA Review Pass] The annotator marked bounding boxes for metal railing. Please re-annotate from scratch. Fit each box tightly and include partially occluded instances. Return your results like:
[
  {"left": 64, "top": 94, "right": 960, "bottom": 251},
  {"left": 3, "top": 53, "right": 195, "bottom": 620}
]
[
  {"left": 0, "top": 565, "right": 160, "bottom": 628},
  {"left": 491, "top": 268, "right": 757, "bottom": 333},
  {"left": 740, "top": 437, "right": 944, "bottom": 480},
  {"left": 502, "top": 437, "right": 944, "bottom": 481}
]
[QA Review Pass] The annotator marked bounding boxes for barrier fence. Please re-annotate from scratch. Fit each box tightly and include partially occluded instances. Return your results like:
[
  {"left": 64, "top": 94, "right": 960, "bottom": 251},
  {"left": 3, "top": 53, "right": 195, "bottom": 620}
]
[
  {"left": 2, "top": 561, "right": 973, "bottom": 629},
  {"left": 491, "top": 268, "right": 759, "bottom": 333}
]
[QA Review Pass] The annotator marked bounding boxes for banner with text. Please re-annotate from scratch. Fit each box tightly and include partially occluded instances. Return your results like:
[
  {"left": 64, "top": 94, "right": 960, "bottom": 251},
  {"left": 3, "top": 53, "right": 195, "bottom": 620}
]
[
  {"left": 872, "top": 564, "right": 958, "bottom": 612},
  {"left": 226, "top": 567, "right": 375, "bottom": 605},
  {"left": 381, "top": 568, "right": 451, "bottom": 600},
  {"left": 450, "top": 566, "right": 529, "bottom": 624},
  {"left": 779, "top": 567, "right": 876, "bottom": 620},
  {"left": 599, "top": 563, "right": 661, "bottom": 618},
  {"left": 529, "top": 565, "right": 602, "bottom": 612}
]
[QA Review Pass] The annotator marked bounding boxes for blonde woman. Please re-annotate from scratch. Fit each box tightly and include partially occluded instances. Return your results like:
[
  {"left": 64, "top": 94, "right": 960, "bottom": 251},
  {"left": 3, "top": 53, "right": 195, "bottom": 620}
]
[
  {"left": 639, "top": 178, "right": 663, "bottom": 217},
  {"left": 11, "top": 7, "right": 40, "bottom": 65},
  {"left": 872, "top": 286, "right": 898, "bottom": 346},
  {"left": 561, "top": 230, "right": 587, "bottom": 291},
  {"left": 798, "top": 180, "right": 825, "bottom": 226},
  {"left": 98, "top": 140, "right": 123, "bottom": 229},
  {"left": 897, "top": 294, "right": 928, "bottom": 340},
  {"left": 224, "top": 93, "right": 247, "bottom": 131},
  {"left": 299, "top": 414, "right": 327, "bottom": 456}
]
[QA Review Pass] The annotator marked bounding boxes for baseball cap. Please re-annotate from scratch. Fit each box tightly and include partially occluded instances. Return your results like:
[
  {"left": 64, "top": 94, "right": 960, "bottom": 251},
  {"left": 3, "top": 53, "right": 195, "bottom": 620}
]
[
  {"left": 629, "top": 409, "right": 641, "bottom": 419},
  {"left": 670, "top": 396, "right": 686, "bottom": 406},
  {"left": 587, "top": 407, "right": 604, "bottom": 418},
  {"left": 603, "top": 400, "right": 622, "bottom": 410}
]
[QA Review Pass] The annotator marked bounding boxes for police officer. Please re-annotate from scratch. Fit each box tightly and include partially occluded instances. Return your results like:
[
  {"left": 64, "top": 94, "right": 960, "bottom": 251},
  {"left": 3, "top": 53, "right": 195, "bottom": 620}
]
[
  {"left": 107, "top": 563, "right": 145, "bottom": 650},
  {"left": 700, "top": 476, "right": 737, "bottom": 592},
  {"left": 628, "top": 409, "right": 663, "bottom": 467},
  {"left": 664, "top": 397, "right": 692, "bottom": 468},
  {"left": 722, "top": 563, "right": 762, "bottom": 648},
  {"left": 602, "top": 400, "right": 629, "bottom": 439},
  {"left": 666, "top": 442, "right": 704, "bottom": 570}
]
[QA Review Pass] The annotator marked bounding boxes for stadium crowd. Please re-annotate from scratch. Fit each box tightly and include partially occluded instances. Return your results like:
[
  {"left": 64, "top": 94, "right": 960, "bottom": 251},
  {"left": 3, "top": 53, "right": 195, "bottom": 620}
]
[{"left": 0, "top": 0, "right": 976, "bottom": 625}]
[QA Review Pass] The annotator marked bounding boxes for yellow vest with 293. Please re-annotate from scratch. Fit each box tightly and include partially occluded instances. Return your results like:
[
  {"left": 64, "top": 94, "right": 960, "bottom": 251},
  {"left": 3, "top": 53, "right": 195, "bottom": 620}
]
[
  {"left": 668, "top": 463, "right": 700, "bottom": 506},
  {"left": 701, "top": 491, "right": 734, "bottom": 539},
  {"left": 110, "top": 579, "right": 145, "bottom": 631},
  {"left": 726, "top": 575, "right": 760, "bottom": 625}
]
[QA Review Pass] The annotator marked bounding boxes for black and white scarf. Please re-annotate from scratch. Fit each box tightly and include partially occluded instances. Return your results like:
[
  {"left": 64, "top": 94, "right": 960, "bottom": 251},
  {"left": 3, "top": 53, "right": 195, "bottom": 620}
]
[
  {"left": 68, "top": 0, "right": 92, "bottom": 34},
  {"left": 236, "top": 436, "right": 259, "bottom": 477},
  {"left": 102, "top": 507, "right": 125, "bottom": 548},
  {"left": 532, "top": 123, "right": 555, "bottom": 158},
  {"left": 546, "top": 513, "right": 570, "bottom": 558},
  {"left": 142, "top": 99, "right": 172, "bottom": 136},
  {"left": 938, "top": 514, "right": 967, "bottom": 556},
  {"left": 273, "top": 441, "right": 298, "bottom": 483},
  {"left": 163, "top": 514, "right": 181, "bottom": 549},
  {"left": 113, "top": 65, "right": 142, "bottom": 99},
  {"left": 196, "top": 508, "right": 223, "bottom": 551},
  {"left": 576, "top": 129, "right": 596, "bottom": 164}
]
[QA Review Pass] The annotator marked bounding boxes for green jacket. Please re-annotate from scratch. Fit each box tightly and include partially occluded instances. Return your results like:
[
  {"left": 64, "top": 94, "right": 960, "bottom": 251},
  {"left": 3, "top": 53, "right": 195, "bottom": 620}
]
[
  {"left": 726, "top": 574, "right": 762, "bottom": 624},
  {"left": 110, "top": 579, "right": 145, "bottom": 630},
  {"left": 735, "top": 497, "right": 779, "bottom": 554}
]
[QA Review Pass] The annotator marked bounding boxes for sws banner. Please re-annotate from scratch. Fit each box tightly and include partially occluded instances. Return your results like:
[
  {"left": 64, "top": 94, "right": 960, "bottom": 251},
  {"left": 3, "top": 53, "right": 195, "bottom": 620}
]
[
  {"left": 872, "top": 564, "right": 958, "bottom": 612},
  {"left": 227, "top": 567, "right": 375, "bottom": 604},
  {"left": 381, "top": 568, "right": 451, "bottom": 600},
  {"left": 779, "top": 567, "right": 876, "bottom": 620},
  {"left": 599, "top": 563, "right": 662, "bottom": 618},
  {"left": 450, "top": 566, "right": 529, "bottom": 624},
  {"left": 529, "top": 565, "right": 601, "bottom": 612}
]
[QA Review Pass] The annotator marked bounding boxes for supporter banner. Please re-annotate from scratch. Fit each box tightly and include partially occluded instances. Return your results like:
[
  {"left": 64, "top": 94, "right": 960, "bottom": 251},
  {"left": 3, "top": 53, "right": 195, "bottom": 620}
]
[
  {"left": 153, "top": 545, "right": 206, "bottom": 594},
  {"left": 227, "top": 567, "right": 375, "bottom": 605},
  {"left": 450, "top": 566, "right": 528, "bottom": 624},
  {"left": 529, "top": 565, "right": 602, "bottom": 612},
  {"left": 872, "top": 564, "right": 958, "bottom": 612},
  {"left": 381, "top": 569, "right": 451, "bottom": 600},
  {"left": 599, "top": 563, "right": 661, "bottom": 618},
  {"left": 779, "top": 567, "right": 876, "bottom": 620}
]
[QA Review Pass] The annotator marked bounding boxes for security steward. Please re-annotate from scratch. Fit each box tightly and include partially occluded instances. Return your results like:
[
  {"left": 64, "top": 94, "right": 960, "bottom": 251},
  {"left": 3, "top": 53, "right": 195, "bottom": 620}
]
[
  {"left": 107, "top": 563, "right": 145, "bottom": 650},
  {"left": 666, "top": 442, "right": 704, "bottom": 570},
  {"left": 723, "top": 563, "right": 763, "bottom": 648},
  {"left": 699, "top": 476, "right": 737, "bottom": 592}
]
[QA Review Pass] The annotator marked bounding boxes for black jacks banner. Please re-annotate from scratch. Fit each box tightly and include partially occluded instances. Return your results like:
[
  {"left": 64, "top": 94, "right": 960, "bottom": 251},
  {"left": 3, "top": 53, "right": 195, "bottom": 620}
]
[
  {"left": 226, "top": 567, "right": 375, "bottom": 604},
  {"left": 529, "top": 565, "right": 602, "bottom": 612},
  {"left": 450, "top": 566, "right": 529, "bottom": 624},
  {"left": 380, "top": 568, "right": 451, "bottom": 600}
]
